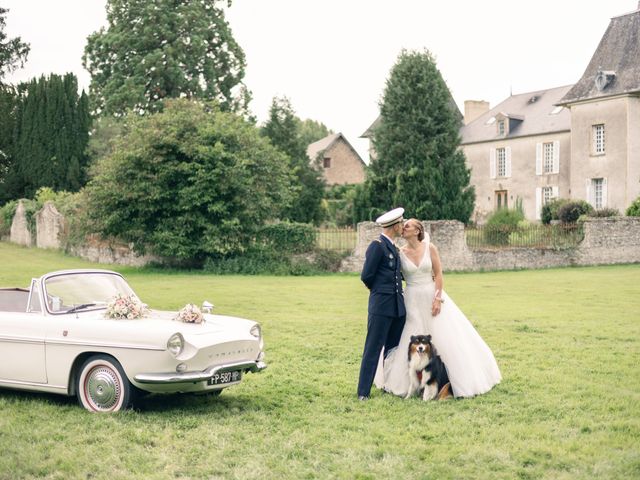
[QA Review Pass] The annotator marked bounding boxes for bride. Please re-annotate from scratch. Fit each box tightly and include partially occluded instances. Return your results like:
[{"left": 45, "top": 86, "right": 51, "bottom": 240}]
[{"left": 374, "top": 218, "right": 501, "bottom": 398}]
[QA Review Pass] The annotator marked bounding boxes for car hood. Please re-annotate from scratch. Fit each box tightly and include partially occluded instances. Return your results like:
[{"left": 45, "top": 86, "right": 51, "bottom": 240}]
[
  {"left": 49, "top": 309, "right": 259, "bottom": 351},
  {"left": 144, "top": 310, "right": 257, "bottom": 334}
]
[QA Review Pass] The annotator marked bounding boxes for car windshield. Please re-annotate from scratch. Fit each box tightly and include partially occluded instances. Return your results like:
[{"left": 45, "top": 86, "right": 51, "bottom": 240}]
[{"left": 44, "top": 272, "right": 137, "bottom": 314}]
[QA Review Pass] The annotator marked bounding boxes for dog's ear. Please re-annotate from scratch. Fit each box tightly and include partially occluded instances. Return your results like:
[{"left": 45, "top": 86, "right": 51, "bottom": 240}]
[
  {"left": 426, "top": 334, "right": 432, "bottom": 343},
  {"left": 410, "top": 335, "right": 416, "bottom": 343}
]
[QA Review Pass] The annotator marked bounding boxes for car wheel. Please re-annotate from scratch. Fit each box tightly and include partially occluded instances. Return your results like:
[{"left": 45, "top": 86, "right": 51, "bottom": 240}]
[{"left": 77, "top": 355, "right": 132, "bottom": 412}]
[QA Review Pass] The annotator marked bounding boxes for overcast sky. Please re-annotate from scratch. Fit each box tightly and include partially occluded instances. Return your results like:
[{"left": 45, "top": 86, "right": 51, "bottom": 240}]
[{"left": 3, "top": 0, "right": 638, "bottom": 162}]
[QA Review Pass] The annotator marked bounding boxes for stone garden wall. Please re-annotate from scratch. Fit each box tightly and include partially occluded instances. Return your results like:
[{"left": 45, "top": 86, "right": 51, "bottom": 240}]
[
  {"left": 8, "top": 200, "right": 154, "bottom": 267},
  {"left": 5, "top": 200, "right": 640, "bottom": 271},
  {"left": 340, "top": 217, "right": 640, "bottom": 273},
  {"left": 69, "top": 235, "right": 159, "bottom": 267}
]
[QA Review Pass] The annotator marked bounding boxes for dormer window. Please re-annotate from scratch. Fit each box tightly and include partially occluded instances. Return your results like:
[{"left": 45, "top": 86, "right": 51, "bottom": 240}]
[
  {"left": 497, "top": 120, "right": 505, "bottom": 136},
  {"left": 595, "top": 70, "right": 616, "bottom": 91}
]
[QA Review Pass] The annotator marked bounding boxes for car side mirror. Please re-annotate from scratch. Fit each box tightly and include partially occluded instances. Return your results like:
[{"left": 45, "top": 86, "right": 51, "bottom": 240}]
[
  {"left": 202, "top": 301, "right": 214, "bottom": 314},
  {"left": 51, "top": 296, "right": 61, "bottom": 311}
]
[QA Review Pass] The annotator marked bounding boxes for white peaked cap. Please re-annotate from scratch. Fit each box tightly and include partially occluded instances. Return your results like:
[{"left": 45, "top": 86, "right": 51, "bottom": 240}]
[{"left": 375, "top": 207, "right": 405, "bottom": 227}]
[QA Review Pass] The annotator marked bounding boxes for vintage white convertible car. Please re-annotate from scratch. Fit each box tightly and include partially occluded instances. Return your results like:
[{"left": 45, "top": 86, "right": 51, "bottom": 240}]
[{"left": 0, "top": 269, "right": 266, "bottom": 412}]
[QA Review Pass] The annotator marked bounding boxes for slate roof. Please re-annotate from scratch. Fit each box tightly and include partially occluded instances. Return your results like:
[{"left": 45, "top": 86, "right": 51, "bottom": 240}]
[
  {"left": 306, "top": 132, "right": 366, "bottom": 165},
  {"left": 558, "top": 7, "right": 640, "bottom": 105},
  {"left": 460, "top": 85, "right": 573, "bottom": 145},
  {"left": 360, "top": 116, "right": 381, "bottom": 139}
]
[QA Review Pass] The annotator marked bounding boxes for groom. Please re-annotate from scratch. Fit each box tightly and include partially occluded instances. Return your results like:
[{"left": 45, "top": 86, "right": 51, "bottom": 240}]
[{"left": 357, "top": 207, "right": 407, "bottom": 400}]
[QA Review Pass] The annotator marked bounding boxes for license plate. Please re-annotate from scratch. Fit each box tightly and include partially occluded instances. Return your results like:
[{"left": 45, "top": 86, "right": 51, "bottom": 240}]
[{"left": 208, "top": 370, "right": 242, "bottom": 386}]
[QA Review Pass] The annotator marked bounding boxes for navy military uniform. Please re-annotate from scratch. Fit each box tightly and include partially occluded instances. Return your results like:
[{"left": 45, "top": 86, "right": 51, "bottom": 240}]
[{"left": 357, "top": 209, "right": 406, "bottom": 398}]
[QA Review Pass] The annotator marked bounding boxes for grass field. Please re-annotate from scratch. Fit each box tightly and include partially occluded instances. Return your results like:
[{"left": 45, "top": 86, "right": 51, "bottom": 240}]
[{"left": 0, "top": 242, "right": 638, "bottom": 479}]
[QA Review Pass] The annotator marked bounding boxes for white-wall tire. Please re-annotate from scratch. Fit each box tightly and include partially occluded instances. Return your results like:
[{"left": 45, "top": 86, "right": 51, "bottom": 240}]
[{"left": 77, "top": 355, "right": 132, "bottom": 413}]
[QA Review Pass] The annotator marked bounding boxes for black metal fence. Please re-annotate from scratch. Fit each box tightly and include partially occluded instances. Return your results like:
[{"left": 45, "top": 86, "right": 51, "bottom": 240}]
[
  {"left": 465, "top": 223, "right": 584, "bottom": 249},
  {"left": 315, "top": 227, "right": 357, "bottom": 252}
]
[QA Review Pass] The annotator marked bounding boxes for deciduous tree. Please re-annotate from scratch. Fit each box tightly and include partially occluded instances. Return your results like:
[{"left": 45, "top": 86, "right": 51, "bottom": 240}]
[
  {"left": 86, "top": 99, "right": 293, "bottom": 264},
  {"left": 0, "top": 7, "right": 29, "bottom": 84},
  {"left": 83, "top": 0, "right": 250, "bottom": 116},
  {"left": 262, "top": 96, "right": 326, "bottom": 225}
]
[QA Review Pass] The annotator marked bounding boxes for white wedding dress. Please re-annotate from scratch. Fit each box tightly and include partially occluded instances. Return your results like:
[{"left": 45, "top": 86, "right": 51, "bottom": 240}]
[{"left": 374, "top": 237, "right": 501, "bottom": 398}]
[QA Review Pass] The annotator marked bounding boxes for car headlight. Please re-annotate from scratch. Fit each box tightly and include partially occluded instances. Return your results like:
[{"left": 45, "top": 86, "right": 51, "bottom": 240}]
[
  {"left": 167, "top": 333, "right": 184, "bottom": 357},
  {"left": 250, "top": 324, "right": 264, "bottom": 349}
]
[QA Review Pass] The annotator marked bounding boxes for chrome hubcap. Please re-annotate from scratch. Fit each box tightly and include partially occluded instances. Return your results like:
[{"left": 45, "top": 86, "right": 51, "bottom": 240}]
[{"left": 86, "top": 366, "right": 121, "bottom": 411}]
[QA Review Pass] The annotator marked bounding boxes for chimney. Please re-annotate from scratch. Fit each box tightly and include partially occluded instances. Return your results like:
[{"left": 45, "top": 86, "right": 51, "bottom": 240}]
[{"left": 464, "top": 100, "right": 490, "bottom": 125}]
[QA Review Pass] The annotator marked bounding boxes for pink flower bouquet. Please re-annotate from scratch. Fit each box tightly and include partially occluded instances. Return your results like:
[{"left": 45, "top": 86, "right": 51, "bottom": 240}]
[
  {"left": 175, "top": 303, "right": 204, "bottom": 324},
  {"left": 105, "top": 293, "right": 148, "bottom": 320}
]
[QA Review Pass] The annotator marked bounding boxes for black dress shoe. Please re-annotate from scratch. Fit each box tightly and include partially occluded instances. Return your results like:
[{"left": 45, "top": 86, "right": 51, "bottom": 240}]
[{"left": 358, "top": 395, "right": 369, "bottom": 401}]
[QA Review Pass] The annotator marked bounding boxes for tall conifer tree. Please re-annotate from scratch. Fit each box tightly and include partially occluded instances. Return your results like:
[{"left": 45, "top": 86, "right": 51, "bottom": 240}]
[
  {"left": 363, "top": 49, "right": 474, "bottom": 222},
  {"left": 0, "top": 84, "right": 18, "bottom": 200},
  {"left": 4, "top": 73, "right": 91, "bottom": 199}
]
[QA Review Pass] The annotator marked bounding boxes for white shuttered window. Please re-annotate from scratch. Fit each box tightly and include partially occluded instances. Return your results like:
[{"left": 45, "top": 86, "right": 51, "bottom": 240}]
[
  {"left": 497, "top": 148, "right": 506, "bottom": 177},
  {"left": 537, "top": 141, "right": 560, "bottom": 174},
  {"left": 587, "top": 178, "right": 607, "bottom": 208}
]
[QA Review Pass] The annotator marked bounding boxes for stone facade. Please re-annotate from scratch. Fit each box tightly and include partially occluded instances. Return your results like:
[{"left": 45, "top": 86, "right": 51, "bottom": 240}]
[
  {"left": 563, "top": 95, "right": 640, "bottom": 214},
  {"left": 9, "top": 201, "right": 32, "bottom": 247},
  {"left": 307, "top": 133, "right": 366, "bottom": 185},
  {"left": 464, "top": 126, "right": 572, "bottom": 223},
  {"left": 35, "top": 201, "right": 66, "bottom": 249},
  {"left": 340, "top": 217, "right": 640, "bottom": 273}
]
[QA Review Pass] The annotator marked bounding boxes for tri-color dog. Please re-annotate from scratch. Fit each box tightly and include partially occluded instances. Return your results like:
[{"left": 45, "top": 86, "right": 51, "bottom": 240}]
[{"left": 405, "top": 334, "right": 452, "bottom": 401}]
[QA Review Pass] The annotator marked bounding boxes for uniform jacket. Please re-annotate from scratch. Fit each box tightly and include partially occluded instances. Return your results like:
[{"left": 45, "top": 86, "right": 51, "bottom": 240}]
[{"left": 360, "top": 235, "right": 406, "bottom": 317}]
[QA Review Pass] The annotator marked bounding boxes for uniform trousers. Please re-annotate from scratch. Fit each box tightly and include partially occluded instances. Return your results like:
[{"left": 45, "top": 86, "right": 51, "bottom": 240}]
[{"left": 357, "top": 312, "right": 406, "bottom": 397}]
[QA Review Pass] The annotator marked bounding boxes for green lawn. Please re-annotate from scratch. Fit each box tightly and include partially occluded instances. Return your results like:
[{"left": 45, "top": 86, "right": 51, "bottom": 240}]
[{"left": 0, "top": 242, "right": 638, "bottom": 479}]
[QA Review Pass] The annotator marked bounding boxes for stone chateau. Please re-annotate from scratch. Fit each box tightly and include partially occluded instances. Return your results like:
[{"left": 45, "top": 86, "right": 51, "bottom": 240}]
[{"left": 364, "top": 5, "right": 640, "bottom": 222}]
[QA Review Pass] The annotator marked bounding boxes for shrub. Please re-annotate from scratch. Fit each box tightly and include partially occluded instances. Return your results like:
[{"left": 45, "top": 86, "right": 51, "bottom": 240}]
[
  {"left": 202, "top": 245, "right": 346, "bottom": 275},
  {"left": 0, "top": 200, "right": 18, "bottom": 237},
  {"left": 626, "top": 197, "right": 640, "bottom": 217},
  {"left": 203, "top": 249, "right": 319, "bottom": 276},
  {"left": 203, "top": 250, "right": 292, "bottom": 275},
  {"left": 257, "top": 222, "right": 316, "bottom": 254},
  {"left": 85, "top": 99, "right": 294, "bottom": 265},
  {"left": 541, "top": 198, "right": 571, "bottom": 224},
  {"left": 484, "top": 207, "right": 524, "bottom": 245},
  {"left": 557, "top": 200, "right": 594, "bottom": 223},
  {"left": 588, "top": 208, "right": 620, "bottom": 218},
  {"left": 312, "top": 249, "right": 347, "bottom": 272}
]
